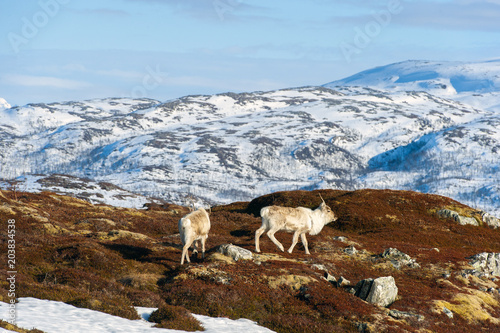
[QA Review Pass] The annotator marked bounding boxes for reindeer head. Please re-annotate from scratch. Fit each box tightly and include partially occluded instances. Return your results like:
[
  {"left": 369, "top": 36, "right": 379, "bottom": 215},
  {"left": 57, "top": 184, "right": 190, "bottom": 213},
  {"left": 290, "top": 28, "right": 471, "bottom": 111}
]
[{"left": 318, "top": 194, "right": 338, "bottom": 223}]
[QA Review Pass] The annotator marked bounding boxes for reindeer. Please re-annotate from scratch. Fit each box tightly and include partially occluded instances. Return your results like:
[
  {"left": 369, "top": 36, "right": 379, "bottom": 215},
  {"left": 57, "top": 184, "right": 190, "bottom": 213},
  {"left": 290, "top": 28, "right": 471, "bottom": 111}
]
[
  {"left": 178, "top": 207, "right": 211, "bottom": 265},
  {"left": 255, "top": 195, "right": 337, "bottom": 254}
]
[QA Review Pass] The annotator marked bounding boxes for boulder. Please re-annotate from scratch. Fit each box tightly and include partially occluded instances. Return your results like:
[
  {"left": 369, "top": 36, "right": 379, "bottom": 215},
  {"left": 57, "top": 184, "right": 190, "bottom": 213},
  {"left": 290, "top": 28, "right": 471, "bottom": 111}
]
[
  {"left": 344, "top": 245, "right": 358, "bottom": 255},
  {"left": 437, "top": 209, "right": 479, "bottom": 226},
  {"left": 323, "top": 272, "right": 337, "bottom": 284},
  {"left": 467, "top": 252, "right": 500, "bottom": 276},
  {"left": 481, "top": 212, "right": 500, "bottom": 229},
  {"left": 336, "top": 276, "right": 351, "bottom": 288},
  {"left": 380, "top": 248, "right": 420, "bottom": 269},
  {"left": 443, "top": 307, "right": 454, "bottom": 319},
  {"left": 216, "top": 244, "right": 253, "bottom": 261},
  {"left": 388, "top": 309, "right": 424, "bottom": 322},
  {"left": 354, "top": 278, "right": 374, "bottom": 300},
  {"left": 355, "top": 276, "right": 398, "bottom": 307}
]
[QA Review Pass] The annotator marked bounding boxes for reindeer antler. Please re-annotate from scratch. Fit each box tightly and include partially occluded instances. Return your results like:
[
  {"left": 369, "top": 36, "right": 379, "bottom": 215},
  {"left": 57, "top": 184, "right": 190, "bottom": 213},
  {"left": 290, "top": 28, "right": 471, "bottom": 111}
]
[{"left": 319, "top": 193, "right": 326, "bottom": 204}]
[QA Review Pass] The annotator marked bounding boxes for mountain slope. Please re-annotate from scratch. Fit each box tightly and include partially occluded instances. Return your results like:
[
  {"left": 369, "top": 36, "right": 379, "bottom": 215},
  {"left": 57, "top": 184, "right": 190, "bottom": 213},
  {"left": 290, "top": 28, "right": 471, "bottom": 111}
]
[
  {"left": 1, "top": 86, "right": 498, "bottom": 215},
  {"left": 324, "top": 59, "right": 500, "bottom": 112},
  {"left": 1, "top": 61, "right": 499, "bottom": 215}
]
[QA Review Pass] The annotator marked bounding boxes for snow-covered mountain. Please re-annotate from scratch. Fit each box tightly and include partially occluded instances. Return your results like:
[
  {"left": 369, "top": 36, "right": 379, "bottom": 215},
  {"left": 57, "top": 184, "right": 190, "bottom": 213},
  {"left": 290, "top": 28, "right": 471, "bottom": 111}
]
[
  {"left": 0, "top": 174, "right": 163, "bottom": 209},
  {"left": 0, "top": 97, "right": 10, "bottom": 111},
  {"left": 324, "top": 59, "right": 500, "bottom": 112},
  {"left": 0, "top": 60, "right": 499, "bottom": 215}
]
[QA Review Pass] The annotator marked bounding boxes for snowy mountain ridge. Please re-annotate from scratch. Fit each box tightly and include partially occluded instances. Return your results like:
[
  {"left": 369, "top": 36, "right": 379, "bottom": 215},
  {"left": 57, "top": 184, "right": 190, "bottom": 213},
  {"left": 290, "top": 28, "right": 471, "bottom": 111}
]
[
  {"left": 0, "top": 60, "right": 499, "bottom": 215},
  {"left": 324, "top": 59, "right": 500, "bottom": 112},
  {"left": 0, "top": 97, "right": 10, "bottom": 111}
]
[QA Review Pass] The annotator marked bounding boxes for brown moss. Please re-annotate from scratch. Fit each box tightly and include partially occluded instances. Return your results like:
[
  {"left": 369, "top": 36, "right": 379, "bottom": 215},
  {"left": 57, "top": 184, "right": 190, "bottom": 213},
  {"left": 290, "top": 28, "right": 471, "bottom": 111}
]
[
  {"left": 149, "top": 304, "right": 204, "bottom": 331},
  {"left": 0, "top": 320, "right": 44, "bottom": 333}
]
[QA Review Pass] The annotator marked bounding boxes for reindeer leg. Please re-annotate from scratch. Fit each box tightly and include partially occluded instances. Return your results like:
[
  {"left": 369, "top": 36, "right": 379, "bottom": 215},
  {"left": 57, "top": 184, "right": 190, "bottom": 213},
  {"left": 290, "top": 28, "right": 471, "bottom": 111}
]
[
  {"left": 201, "top": 236, "right": 207, "bottom": 259},
  {"left": 181, "top": 240, "right": 192, "bottom": 265},
  {"left": 288, "top": 231, "right": 301, "bottom": 253},
  {"left": 267, "top": 227, "right": 285, "bottom": 252},
  {"left": 255, "top": 226, "right": 266, "bottom": 253},
  {"left": 192, "top": 240, "right": 199, "bottom": 254},
  {"left": 301, "top": 233, "right": 310, "bottom": 255}
]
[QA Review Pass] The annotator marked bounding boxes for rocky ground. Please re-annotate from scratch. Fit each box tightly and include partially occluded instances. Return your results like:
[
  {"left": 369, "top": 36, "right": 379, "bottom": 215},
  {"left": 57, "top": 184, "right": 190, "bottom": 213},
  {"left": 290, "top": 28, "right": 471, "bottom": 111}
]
[{"left": 1, "top": 188, "right": 500, "bottom": 332}]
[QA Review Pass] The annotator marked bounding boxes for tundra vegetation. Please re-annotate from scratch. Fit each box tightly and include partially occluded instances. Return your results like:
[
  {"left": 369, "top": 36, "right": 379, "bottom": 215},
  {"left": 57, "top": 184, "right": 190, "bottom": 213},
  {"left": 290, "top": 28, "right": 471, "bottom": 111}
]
[{"left": 1, "top": 188, "right": 500, "bottom": 332}]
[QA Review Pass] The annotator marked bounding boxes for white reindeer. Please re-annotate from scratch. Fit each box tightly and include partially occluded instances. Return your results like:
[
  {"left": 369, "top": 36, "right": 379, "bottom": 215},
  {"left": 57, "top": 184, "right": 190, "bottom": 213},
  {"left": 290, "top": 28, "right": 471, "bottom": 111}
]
[
  {"left": 255, "top": 195, "right": 337, "bottom": 254},
  {"left": 178, "top": 207, "right": 211, "bottom": 265}
]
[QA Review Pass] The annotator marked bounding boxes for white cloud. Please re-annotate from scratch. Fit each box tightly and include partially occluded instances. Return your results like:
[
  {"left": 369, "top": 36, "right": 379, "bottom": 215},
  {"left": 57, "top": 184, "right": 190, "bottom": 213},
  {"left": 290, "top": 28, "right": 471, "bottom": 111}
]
[{"left": 2, "top": 74, "right": 92, "bottom": 90}]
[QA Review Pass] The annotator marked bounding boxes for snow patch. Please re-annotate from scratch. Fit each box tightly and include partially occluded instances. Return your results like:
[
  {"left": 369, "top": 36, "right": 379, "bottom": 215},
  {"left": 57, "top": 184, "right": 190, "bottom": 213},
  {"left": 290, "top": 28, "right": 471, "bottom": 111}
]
[{"left": 0, "top": 298, "right": 275, "bottom": 333}]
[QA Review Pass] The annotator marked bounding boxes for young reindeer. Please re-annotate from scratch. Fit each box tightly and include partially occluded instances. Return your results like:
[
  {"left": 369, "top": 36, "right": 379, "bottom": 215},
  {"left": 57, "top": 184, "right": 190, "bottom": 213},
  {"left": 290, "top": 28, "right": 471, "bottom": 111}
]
[
  {"left": 178, "top": 207, "right": 211, "bottom": 265},
  {"left": 255, "top": 194, "right": 337, "bottom": 255}
]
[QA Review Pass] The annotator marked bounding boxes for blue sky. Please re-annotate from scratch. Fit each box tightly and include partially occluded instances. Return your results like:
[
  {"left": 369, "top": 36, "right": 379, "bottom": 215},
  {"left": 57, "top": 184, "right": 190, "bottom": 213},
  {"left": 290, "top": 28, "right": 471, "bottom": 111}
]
[{"left": 1, "top": 0, "right": 500, "bottom": 106}]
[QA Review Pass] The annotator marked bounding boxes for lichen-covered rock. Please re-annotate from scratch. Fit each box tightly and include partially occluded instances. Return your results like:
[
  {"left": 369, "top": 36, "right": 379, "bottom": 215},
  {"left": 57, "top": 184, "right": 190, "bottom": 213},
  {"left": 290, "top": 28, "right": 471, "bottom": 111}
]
[
  {"left": 467, "top": 252, "right": 500, "bottom": 276},
  {"left": 336, "top": 276, "right": 351, "bottom": 288},
  {"left": 344, "top": 245, "right": 358, "bottom": 255},
  {"left": 381, "top": 248, "right": 420, "bottom": 269},
  {"left": 443, "top": 307, "right": 454, "bottom": 319},
  {"left": 388, "top": 309, "right": 424, "bottom": 322},
  {"left": 437, "top": 209, "right": 479, "bottom": 226},
  {"left": 216, "top": 244, "right": 253, "bottom": 261},
  {"left": 355, "top": 276, "right": 398, "bottom": 307},
  {"left": 482, "top": 212, "right": 500, "bottom": 229}
]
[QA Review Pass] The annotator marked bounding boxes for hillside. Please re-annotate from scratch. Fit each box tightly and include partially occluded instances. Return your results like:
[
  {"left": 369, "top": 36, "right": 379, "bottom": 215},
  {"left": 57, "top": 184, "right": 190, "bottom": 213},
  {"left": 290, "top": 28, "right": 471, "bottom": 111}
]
[
  {"left": 2, "top": 189, "right": 500, "bottom": 332},
  {"left": 1, "top": 83, "right": 498, "bottom": 216}
]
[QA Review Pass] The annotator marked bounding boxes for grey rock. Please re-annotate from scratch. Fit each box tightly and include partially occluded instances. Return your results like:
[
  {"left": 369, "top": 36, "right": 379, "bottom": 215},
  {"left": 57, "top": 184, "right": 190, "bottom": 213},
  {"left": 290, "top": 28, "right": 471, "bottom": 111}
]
[
  {"left": 344, "top": 245, "right": 358, "bottom": 255},
  {"left": 365, "top": 276, "right": 398, "bottom": 307},
  {"left": 354, "top": 278, "right": 374, "bottom": 300},
  {"left": 467, "top": 252, "right": 500, "bottom": 276},
  {"left": 380, "top": 248, "right": 420, "bottom": 269},
  {"left": 388, "top": 310, "right": 425, "bottom": 322},
  {"left": 481, "top": 211, "right": 500, "bottom": 229},
  {"left": 437, "top": 209, "right": 479, "bottom": 226},
  {"left": 443, "top": 307, "right": 454, "bottom": 318},
  {"left": 324, "top": 272, "right": 337, "bottom": 284},
  {"left": 216, "top": 244, "right": 253, "bottom": 261},
  {"left": 311, "top": 264, "right": 328, "bottom": 271},
  {"left": 355, "top": 276, "right": 398, "bottom": 307},
  {"left": 337, "top": 276, "right": 351, "bottom": 288}
]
